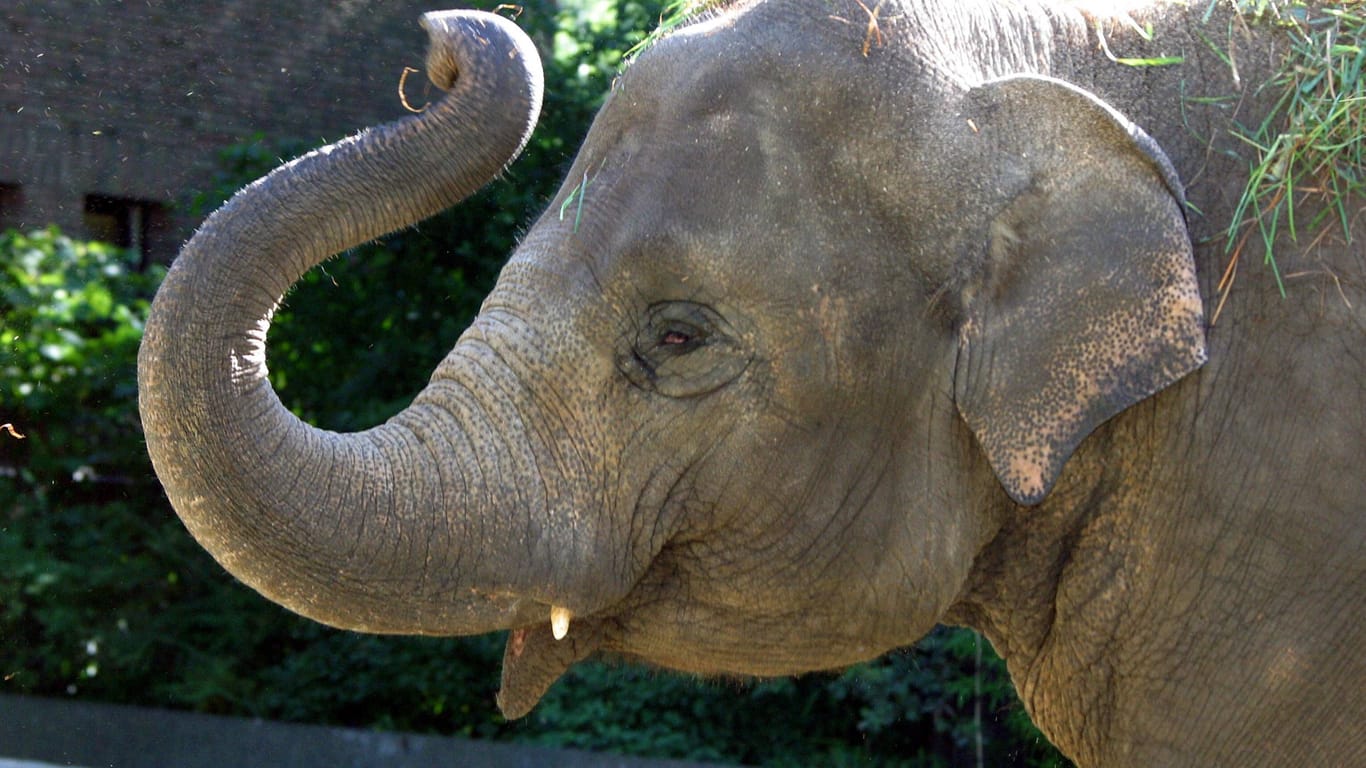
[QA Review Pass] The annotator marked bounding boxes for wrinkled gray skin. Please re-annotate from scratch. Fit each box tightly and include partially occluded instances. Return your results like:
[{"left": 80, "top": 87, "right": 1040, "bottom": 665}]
[{"left": 138, "top": 2, "right": 1365, "bottom": 766}]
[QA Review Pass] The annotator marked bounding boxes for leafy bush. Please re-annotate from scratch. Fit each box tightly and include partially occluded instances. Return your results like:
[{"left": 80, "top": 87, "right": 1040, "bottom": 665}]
[
  {"left": 0, "top": 228, "right": 162, "bottom": 488},
  {"left": 0, "top": 0, "right": 1070, "bottom": 765},
  {"left": 0, "top": 227, "right": 177, "bottom": 700},
  {"left": 520, "top": 628, "right": 1068, "bottom": 766}
]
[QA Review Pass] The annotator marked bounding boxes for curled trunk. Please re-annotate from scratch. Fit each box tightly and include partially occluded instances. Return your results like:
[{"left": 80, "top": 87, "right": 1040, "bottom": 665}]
[{"left": 138, "top": 11, "right": 548, "bottom": 634}]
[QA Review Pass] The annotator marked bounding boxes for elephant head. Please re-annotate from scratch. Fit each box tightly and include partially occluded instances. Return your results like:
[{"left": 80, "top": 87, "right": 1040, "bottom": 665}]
[{"left": 139, "top": 3, "right": 1205, "bottom": 718}]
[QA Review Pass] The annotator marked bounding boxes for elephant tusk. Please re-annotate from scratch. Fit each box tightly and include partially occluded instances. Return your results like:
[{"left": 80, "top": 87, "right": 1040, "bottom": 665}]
[{"left": 550, "top": 605, "right": 572, "bottom": 640}]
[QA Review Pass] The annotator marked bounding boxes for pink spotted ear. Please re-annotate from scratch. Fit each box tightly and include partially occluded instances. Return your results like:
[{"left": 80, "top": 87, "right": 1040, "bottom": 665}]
[{"left": 952, "top": 75, "right": 1206, "bottom": 505}]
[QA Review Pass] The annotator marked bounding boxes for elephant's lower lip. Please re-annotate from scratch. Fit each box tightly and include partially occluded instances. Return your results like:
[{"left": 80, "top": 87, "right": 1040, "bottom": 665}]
[{"left": 498, "top": 613, "right": 607, "bottom": 719}]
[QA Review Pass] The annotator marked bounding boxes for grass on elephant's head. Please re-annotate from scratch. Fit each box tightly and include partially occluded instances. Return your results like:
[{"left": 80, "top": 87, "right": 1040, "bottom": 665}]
[
  {"left": 1224, "top": 0, "right": 1365, "bottom": 302},
  {"left": 622, "top": 0, "right": 1363, "bottom": 312},
  {"left": 623, "top": 0, "right": 731, "bottom": 61}
]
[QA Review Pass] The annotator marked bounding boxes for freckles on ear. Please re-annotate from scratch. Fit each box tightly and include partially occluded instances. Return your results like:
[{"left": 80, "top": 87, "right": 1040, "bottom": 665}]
[{"left": 952, "top": 172, "right": 1204, "bottom": 506}]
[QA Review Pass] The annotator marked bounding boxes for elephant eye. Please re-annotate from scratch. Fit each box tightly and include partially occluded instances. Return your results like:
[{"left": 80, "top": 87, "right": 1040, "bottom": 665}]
[{"left": 618, "top": 301, "right": 751, "bottom": 398}]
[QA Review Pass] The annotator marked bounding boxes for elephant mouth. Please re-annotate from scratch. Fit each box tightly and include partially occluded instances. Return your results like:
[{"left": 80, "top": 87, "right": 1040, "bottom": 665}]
[
  {"left": 497, "top": 610, "right": 611, "bottom": 718},
  {"left": 497, "top": 565, "right": 680, "bottom": 717}
]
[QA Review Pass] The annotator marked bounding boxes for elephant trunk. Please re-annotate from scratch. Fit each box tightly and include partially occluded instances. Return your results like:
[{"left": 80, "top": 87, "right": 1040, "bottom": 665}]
[{"left": 138, "top": 12, "right": 559, "bottom": 634}]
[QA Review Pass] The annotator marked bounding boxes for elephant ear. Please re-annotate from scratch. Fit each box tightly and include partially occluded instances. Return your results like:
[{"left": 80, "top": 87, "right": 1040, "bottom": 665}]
[{"left": 951, "top": 75, "right": 1206, "bottom": 506}]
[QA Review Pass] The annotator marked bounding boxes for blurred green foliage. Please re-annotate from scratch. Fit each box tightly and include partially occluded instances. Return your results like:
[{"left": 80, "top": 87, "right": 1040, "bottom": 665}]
[
  {"left": 0, "top": 0, "right": 1069, "bottom": 765},
  {"left": 0, "top": 229, "right": 162, "bottom": 484}
]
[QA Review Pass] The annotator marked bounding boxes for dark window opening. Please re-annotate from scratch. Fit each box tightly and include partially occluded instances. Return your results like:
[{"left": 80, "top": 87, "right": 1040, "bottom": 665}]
[
  {"left": 83, "top": 194, "right": 167, "bottom": 269},
  {"left": 0, "top": 183, "right": 22, "bottom": 231}
]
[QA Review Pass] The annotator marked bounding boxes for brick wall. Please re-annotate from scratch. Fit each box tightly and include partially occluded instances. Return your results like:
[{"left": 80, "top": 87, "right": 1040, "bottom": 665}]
[{"left": 0, "top": 0, "right": 461, "bottom": 262}]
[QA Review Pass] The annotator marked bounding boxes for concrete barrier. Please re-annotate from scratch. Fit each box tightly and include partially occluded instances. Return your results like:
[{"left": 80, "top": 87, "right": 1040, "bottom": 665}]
[{"left": 0, "top": 695, "right": 733, "bottom": 768}]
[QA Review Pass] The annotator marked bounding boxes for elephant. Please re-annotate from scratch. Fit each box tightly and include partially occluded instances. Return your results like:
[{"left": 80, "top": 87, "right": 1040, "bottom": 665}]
[{"left": 137, "top": 1, "right": 1364, "bottom": 766}]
